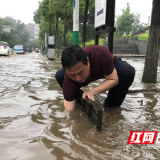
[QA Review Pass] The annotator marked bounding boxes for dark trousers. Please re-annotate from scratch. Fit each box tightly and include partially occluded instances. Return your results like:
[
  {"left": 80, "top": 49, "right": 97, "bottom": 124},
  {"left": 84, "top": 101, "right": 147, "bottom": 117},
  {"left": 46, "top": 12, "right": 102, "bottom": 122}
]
[{"left": 55, "top": 58, "right": 135, "bottom": 106}]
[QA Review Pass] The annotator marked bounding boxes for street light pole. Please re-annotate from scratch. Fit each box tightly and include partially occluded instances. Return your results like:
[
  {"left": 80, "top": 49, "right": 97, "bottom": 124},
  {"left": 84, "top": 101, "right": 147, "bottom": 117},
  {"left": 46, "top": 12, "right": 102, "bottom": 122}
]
[
  {"left": 45, "top": 33, "right": 47, "bottom": 55},
  {"left": 73, "top": 0, "right": 79, "bottom": 45}
]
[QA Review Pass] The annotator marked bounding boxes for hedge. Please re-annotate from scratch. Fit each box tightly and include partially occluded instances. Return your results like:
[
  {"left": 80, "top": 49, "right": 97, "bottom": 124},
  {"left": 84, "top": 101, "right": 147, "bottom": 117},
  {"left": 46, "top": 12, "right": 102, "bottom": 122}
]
[
  {"left": 80, "top": 38, "right": 106, "bottom": 47},
  {"left": 138, "top": 33, "right": 149, "bottom": 41}
]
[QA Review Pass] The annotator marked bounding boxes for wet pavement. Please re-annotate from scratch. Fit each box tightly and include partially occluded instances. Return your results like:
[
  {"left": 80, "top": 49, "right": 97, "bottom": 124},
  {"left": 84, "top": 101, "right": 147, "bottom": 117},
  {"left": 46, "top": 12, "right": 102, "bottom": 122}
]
[{"left": 0, "top": 52, "right": 160, "bottom": 160}]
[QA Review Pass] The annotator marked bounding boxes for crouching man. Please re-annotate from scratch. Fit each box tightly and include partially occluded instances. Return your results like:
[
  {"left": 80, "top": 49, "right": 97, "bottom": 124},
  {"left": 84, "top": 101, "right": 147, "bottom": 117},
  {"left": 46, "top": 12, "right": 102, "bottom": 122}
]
[{"left": 55, "top": 45, "right": 135, "bottom": 111}]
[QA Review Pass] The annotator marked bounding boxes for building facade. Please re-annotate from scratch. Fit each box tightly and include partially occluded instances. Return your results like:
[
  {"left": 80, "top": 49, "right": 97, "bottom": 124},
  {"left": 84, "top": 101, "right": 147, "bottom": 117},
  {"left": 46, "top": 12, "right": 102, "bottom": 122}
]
[
  {"left": 26, "top": 23, "right": 39, "bottom": 40},
  {"left": 4, "top": 17, "right": 17, "bottom": 27}
]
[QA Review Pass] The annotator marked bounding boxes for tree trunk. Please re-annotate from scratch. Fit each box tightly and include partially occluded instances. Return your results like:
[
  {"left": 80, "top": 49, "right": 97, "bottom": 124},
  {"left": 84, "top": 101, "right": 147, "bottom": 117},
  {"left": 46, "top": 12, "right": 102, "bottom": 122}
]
[
  {"left": 64, "top": 3, "right": 67, "bottom": 46},
  {"left": 41, "top": 41, "right": 45, "bottom": 53},
  {"left": 56, "top": 17, "right": 59, "bottom": 57},
  {"left": 49, "top": 23, "right": 52, "bottom": 36},
  {"left": 142, "top": 0, "right": 160, "bottom": 83},
  {"left": 82, "top": 0, "right": 89, "bottom": 48}
]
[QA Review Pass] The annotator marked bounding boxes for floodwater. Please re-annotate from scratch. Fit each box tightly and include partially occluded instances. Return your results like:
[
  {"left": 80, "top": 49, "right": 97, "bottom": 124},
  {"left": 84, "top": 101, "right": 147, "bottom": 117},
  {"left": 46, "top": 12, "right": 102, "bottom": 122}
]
[{"left": 0, "top": 52, "right": 160, "bottom": 160}]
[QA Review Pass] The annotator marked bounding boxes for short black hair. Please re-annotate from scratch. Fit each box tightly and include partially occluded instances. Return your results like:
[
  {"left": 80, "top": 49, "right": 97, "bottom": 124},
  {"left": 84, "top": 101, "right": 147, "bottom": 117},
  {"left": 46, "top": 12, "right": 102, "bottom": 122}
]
[{"left": 61, "top": 45, "right": 87, "bottom": 69}]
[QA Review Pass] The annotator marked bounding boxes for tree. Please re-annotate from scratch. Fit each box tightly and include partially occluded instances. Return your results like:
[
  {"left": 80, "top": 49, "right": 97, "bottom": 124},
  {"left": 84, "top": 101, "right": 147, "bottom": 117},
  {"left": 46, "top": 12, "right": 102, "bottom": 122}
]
[
  {"left": 14, "top": 20, "right": 30, "bottom": 45},
  {"left": 81, "top": 0, "right": 95, "bottom": 47},
  {"left": 30, "top": 39, "right": 40, "bottom": 49},
  {"left": 0, "top": 18, "right": 21, "bottom": 46},
  {"left": 15, "top": 20, "right": 25, "bottom": 37},
  {"left": 115, "top": 2, "right": 134, "bottom": 36},
  {"left": 38, "top": 18, "right": 49, "bottom": 53},
  {"left": 132, "top": 13, "right": 148, "bottom": 32},
  {"left": 34, "top": 6, "right": 42, "bottom": 25},
  {"left": 0, "top": 18, "right": 4, "bottom": 39},
  {"left": 21, "top": 30, "right": 30, "bottom": 45},
  {"left": 34, "top": 0, "right": 94, "bottom": 50},
  {"left": 82, "top": 0, "right": 89, "bottom": 48},
  {"left": 39, "top": 0, "right": 55, "bottom": 36},
  {"left": 132, "top": 13, "right": 141, "bottom": 32},
  {"left": 142, "top": 0, "right": 160, "bottom": 83},
  {"left": 60, "top": 0, "right": 73, "bottom": 46},
  {"left": 0, "top": 18, "right": 15, "bottom": 40}
]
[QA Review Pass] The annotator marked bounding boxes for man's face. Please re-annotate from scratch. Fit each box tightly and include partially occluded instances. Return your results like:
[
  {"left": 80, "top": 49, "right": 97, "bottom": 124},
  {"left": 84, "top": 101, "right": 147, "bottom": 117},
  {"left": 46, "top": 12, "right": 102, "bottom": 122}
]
[{"left": 65, "top": 58, "right": 90, "bottom": 83}]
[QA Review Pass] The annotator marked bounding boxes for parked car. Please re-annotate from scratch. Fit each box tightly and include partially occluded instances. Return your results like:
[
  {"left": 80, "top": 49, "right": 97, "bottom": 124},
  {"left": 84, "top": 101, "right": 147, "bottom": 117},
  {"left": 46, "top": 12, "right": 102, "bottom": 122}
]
[
  {"left": 13, "top": 44, "right": 24, "bottom": 54},
  {"left": 24, "top": 44, "right": 32, "bottom": 53},
  {"left": 0, "top": 41, "right": 13, "bottom": 56},
  {"left": 35, "top": 48, "right": 39, "bottom": 53}
]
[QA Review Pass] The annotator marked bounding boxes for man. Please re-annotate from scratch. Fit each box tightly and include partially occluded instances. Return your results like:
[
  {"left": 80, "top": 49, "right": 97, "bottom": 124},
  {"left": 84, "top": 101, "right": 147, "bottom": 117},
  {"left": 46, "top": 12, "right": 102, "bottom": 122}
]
[{"left": 55, "top": 45, "right": 135, "bottom": 111}]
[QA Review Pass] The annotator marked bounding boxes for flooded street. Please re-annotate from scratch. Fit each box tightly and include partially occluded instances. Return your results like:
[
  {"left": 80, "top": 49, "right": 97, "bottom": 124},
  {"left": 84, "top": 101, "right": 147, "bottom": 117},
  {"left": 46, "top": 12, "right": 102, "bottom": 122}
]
[{"left": 0, "top": 52, "right": 160, "bottom": 160}]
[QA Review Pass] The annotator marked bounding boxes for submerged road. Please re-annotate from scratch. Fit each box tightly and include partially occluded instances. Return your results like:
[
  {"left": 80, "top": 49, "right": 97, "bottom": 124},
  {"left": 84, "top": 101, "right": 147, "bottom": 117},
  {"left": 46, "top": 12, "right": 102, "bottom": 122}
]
[{"left": 0, "top": 52, "right": 160, "bottom": 160}]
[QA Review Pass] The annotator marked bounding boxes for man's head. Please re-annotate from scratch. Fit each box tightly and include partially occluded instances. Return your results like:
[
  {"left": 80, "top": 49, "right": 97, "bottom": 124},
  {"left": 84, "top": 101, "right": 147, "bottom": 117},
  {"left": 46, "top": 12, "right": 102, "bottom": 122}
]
[
  {"left": 61, "top": 45, "right": 87, "bottom": 69},
  {"left": 61, "top": 45, "right": 90, "bottom": 83}
]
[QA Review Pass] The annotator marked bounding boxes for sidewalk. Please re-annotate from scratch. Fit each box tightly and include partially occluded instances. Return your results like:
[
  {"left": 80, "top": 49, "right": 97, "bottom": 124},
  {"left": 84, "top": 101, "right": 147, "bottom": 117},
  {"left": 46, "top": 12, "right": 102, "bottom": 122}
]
[
  {"left": 113, "top": 54, "right": 146, "bottom": 57},
  {"left": 54, "top": 54, "right": 146, "bottom": 61}
]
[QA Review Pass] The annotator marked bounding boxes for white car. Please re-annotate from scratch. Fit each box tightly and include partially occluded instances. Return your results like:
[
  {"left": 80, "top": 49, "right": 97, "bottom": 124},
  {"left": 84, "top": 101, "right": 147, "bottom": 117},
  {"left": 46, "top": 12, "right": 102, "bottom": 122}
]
[{"left": 0, "top": 41, "right": 13, "bottom": 56}]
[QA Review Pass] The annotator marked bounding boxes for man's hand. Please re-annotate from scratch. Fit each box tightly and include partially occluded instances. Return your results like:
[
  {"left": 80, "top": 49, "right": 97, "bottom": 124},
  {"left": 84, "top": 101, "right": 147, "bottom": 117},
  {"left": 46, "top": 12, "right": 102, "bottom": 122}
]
[
  {"left": 82, "top": 89, "right": 95, "bottom": 101},
  {"left": 82, "top": 68, "right": 119, "bottom": 102}
]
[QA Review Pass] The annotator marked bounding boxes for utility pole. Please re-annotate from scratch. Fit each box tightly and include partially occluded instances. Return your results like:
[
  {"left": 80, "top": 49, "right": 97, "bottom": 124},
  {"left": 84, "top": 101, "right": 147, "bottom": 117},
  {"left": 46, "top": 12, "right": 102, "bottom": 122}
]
[
  {"left": 73, "top": 0, "right": 79, "bottom": 45},
  {"left": 45, "top": 33, "right": 47, "bottom": 55}
]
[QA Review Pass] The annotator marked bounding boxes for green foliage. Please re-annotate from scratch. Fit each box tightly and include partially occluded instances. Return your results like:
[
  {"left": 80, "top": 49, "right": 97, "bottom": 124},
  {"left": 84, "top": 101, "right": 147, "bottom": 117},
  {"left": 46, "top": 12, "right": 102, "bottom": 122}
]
[
  {"left": 21, "top": 31, "right": 30, "bottom": 45},
  {"left": 65, "top": 31, "right": 73, "bottom": 46},
  {"left": 144, "top": 26, "right": 150, "bottom": 31},
  {"left": 123, "top": 29, "right": 149, "bottom": 41},
  {"left": 0, "top": 18, "right": 3, "bottom": 39},
  {"left": 132, "top": 29, "right": 145, "bottom": 37},
  {"left": 0, "top": 18, "right": 15, "bottom": 41},
  {"left": 132, "top": 13, "right": 141, "bottom": 32},
  {"left": 2, "top": 30, "right": 22, "bottom": 47},
  {"left": 123, "top": 34, "right": 131, "bottom": 39},
  {"left": 86, "top": 24, "right": 95, "bottom": 41},
  {"left": 35, "top": 0, "right": 95, "bottom": 49},
  {"left": 15, "top": 20, "right": 30, "bottom": 45},
  {"left": 84, "top": 39, "right": 95, "bottom": 47},
  {"left": 0, "top": 18, "right": 27, "bottom": 47},
  {"left": 30, "top": 39, "right": 40, "bottom": 49},
  {"left": 132, "top": 14, "right": 147, "bottom": 32},
  {"left": 39, "top": 0, "right": 55, "bottom": 23},
  {"left": 34, "top": 7, "right": 42, "bottom": 24},
  {"left": 39, "top": 18, "right": 49, "bottom": 42},
  {"left": 115, "top": 2, "right": 134, "bottom": 36},
  {"left": 132, "top": 35, "right": 138, "bottom": 40},
  {"left": 79, "top": 38, "right": 105, "bottom": 47},
  {"left": 138, "top": 32, "right": 149, "bottom": 41},
  {"left": 15, "top": 21, "right": 25, "bottom": 37},
  {"left": 115, "top": 2, "right": 148, "bottom": 39}
]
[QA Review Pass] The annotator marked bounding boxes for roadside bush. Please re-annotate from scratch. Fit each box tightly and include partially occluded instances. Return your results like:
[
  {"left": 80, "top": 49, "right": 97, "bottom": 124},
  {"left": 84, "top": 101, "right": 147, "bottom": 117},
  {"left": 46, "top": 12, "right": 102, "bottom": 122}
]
[
  {"left": 125, "top": 34, "right": 131, "bottom": 39},
  {"left": 132, "top": 35, "right": 138, "bottom": 40},
  {"left": 65, "top": 31, "right": 73, "bottom": 46},
  {"left": 138, "top": 33, "right": 149, "bottom": 41},
  {"left": 85, "top": 40, "right": 95, "bottom": 47},
  {"left": 132, "top": 29, "right": 145, "bottom": 37},
  {"left": 144, "top": 26, "right": 150, "bottom": 31},
  {"left": 79, "top": 38, "right": 105, "bottom": 47}
]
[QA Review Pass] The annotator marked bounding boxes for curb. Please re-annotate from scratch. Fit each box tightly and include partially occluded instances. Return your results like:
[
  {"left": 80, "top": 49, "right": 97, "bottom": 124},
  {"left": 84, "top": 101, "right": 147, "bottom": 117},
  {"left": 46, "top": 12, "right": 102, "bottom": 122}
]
[
  {"left": 54, "top": 54, "right": 146, "bottom": 61},
  {"left": 113, "top": 54, "right": 146, "bottom": 57}
]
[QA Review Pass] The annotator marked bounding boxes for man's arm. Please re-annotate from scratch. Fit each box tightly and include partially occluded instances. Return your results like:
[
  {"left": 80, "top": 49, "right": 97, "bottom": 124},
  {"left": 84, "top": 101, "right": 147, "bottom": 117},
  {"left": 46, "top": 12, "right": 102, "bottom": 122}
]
[
  {"left": 83, "top": 68, "right": 119, "bottom": 101},
  {"left": 64, "top": 99, "right": 76, "bottom": 111}
]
